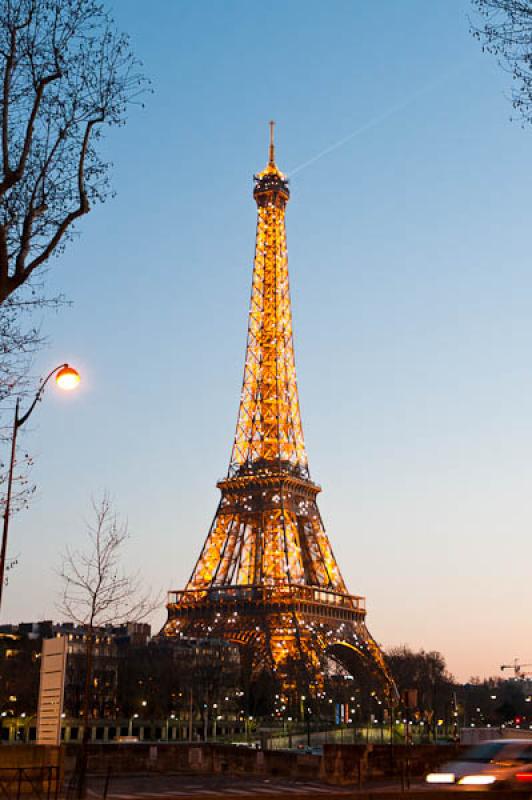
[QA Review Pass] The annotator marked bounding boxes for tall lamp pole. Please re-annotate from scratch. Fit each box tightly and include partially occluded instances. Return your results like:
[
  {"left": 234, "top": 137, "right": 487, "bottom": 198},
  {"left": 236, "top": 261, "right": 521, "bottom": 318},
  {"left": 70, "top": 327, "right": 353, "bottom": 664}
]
[{"left": 0, "top": 363, "right": 80, "bottom": 611}]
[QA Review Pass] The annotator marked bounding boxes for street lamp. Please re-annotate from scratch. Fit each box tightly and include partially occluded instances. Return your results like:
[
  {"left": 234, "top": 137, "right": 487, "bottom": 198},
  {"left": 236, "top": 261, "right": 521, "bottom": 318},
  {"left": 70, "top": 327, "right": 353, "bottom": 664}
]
[{"left": 0, "top": 363, "right": 80, "bottom": 610}]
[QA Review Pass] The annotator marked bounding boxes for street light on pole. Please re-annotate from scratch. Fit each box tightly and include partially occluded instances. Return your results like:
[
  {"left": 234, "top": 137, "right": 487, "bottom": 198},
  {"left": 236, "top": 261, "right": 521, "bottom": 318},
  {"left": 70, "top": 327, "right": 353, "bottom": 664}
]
[{"left": 0, "top": 363, "right": 80, "bottom": 611}]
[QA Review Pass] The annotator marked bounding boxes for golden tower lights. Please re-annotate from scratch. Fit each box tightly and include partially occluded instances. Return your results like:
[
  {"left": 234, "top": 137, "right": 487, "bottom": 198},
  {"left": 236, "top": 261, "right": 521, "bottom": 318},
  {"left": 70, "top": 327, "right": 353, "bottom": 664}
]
[{"left": 164, "top": 126, "right": 394, "bottom": 697}]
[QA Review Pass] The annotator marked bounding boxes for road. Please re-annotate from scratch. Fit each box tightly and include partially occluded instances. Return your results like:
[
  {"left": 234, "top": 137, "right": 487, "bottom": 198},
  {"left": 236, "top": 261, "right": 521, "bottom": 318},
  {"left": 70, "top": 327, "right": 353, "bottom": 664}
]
[
  {"left": 84, "top": 774, "right": 531, "bottom": 800},
  {"left": 86, "top": 774, "right": 399, "bottom": 799}
]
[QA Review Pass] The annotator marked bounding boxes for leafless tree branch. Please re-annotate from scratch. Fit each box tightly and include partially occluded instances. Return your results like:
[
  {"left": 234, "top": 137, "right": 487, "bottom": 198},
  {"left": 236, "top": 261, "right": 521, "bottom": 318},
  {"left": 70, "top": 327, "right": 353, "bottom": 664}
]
[
  {"left": 472, "top": 0, "right": 532, "bottom": 126},
  {"left": 0, "top": 0, "right": 149, "bottom": 304}
]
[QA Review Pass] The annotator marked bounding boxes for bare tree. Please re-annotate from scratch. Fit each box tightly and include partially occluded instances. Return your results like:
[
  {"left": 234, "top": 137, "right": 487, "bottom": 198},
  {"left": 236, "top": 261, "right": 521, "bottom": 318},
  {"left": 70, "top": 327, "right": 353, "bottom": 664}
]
[
  {"left": 59, "top": 494, "right": 154, "bottom": 632},
  {"left": 472, "top": 0, "right": 532, "bottom": 126},
  {"left": 0, "top": 290, "right": 66, "bottom": 584},
  {"left": 0, "top": 295, "right": 42, "bottom": 515},
  {"left": 0, "top": 0, "right": 147, "bottom": 559},
  {"left": 58, "top": 493, "right": 155, "bottom": 796},
  {"left": 0, "top": 0, "right": 147, "bottom": 305}
]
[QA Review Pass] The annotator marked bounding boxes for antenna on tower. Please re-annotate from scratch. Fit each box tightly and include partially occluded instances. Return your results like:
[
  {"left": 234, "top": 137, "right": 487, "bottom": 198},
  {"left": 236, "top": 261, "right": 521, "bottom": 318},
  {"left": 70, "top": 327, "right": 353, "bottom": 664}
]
[{"left": 269, "top": 120, "right": 275, "bottom": 165}]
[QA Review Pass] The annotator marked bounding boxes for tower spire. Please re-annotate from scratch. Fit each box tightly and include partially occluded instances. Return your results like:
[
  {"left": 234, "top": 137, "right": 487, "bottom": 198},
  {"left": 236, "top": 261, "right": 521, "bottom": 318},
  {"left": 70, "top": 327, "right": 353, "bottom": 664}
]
[
  {"left": 231, "top": 122, "right": 302, "bottom": 478},
  {"left": 269, "top": 119, "right": 275, "bottom": 166}
]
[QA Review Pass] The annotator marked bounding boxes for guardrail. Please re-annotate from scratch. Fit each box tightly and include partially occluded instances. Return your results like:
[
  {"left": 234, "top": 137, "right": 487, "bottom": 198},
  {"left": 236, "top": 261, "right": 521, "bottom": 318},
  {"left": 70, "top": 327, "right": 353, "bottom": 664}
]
[
  {"left": 0, "top": 766, "right": 60, "bottom": 800},
  {"left": 167, "top": 584, "right": 366, "bottom": 612}
]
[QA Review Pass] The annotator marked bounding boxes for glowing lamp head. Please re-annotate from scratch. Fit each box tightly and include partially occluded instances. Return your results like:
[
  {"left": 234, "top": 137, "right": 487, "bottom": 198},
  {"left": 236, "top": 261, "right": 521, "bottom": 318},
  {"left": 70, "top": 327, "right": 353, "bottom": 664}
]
[{"left": 55, "top": 365, "right": 80, "bottom": 391}]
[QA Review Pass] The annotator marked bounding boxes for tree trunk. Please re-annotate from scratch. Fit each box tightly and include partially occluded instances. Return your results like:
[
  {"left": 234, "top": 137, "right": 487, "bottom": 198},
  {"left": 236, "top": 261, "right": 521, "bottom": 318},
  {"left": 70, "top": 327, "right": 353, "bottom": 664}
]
[{"left": 76, "top": 630, "right": 94, "bottom": 799}]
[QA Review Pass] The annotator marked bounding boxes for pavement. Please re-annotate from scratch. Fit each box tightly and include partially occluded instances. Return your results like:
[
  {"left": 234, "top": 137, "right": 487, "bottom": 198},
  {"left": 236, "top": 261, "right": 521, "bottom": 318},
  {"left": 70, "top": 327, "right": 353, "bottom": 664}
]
[{"left": 86, "top": 774, "right": 393, "bottom": 799}]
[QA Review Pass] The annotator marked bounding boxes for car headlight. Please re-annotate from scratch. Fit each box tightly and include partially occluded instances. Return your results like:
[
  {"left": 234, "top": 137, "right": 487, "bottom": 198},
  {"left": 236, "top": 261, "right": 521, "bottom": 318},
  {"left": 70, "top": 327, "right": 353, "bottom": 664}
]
[
  {"left": 458, "top": 775, "right": 497, "bottom": 786},
  {"left": 426, "top": 773, "right": 455, "bottom": 784}
]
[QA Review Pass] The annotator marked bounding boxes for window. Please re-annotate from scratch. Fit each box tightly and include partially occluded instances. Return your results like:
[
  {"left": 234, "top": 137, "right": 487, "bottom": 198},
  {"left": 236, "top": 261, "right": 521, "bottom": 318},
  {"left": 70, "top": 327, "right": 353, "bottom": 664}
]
[
  {"left": 465, "top": 743, "right": 507, "bottom": 763},
  {"left": 516, "top": 745, "right": 532, "bottom": 763}
]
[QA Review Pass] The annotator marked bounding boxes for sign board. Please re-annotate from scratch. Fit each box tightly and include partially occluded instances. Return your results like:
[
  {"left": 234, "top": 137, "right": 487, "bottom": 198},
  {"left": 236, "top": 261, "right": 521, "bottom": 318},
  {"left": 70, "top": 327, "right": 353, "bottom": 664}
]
[
  {"left": 36, "top": 636, "right": 67, "bottom": 745},
  {"left": 402, "top": 689, "right": 418, "bottom": 709}
]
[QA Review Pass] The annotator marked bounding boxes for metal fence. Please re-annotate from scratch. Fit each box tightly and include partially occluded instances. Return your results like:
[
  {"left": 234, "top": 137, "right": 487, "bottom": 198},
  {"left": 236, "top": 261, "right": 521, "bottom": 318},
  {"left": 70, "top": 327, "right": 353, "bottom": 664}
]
[{"left": 0, "top": 766, "right": 60, "bottom": 800}]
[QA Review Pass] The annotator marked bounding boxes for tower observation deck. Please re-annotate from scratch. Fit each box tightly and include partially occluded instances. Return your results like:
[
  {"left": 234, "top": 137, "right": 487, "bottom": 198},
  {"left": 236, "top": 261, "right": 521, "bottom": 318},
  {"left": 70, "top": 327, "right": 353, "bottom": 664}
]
[{"left": 163, "top": 124, "right": 395, "bottom": 698}]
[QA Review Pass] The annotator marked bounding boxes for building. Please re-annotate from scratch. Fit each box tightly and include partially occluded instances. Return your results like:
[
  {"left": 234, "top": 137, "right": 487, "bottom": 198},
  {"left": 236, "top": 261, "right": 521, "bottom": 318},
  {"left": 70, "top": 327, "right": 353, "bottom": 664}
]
[{"left": 0, "top": 620, "right": 243, "bottom": 743}]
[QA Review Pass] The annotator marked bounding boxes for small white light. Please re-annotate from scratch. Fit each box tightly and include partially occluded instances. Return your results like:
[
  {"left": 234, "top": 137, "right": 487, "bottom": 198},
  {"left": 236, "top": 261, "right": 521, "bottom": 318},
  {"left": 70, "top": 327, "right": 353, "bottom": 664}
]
[
  {"left": 426, "top": 773, "right": 455, "bottom": 784},
  {"left": 458, "top": 775, "right": 497, "bottom": 786}
]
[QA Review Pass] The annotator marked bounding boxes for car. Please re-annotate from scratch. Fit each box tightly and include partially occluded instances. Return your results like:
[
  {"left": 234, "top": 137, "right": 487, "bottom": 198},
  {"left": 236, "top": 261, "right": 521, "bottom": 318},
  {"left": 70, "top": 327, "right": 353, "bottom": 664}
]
[
  {"left": 295, "top": 745, "right": 322, "bottom": 755},
  {"left": 426, "top": 739, "right": 532, "bottom": 788}
]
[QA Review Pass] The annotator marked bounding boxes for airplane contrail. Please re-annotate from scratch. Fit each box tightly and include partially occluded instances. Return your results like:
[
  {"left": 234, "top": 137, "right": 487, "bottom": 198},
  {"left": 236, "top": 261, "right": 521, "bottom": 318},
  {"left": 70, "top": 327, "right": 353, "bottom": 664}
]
[{"left": 287, "top": 70, "right": 457, "bottom": 178}]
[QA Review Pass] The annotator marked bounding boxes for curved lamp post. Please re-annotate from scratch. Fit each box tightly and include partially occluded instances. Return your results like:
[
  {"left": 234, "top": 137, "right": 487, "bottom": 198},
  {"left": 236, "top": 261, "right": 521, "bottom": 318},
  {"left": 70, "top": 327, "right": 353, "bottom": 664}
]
[{"left": 0, "top": 363, "right": 80, "bottom": 611}]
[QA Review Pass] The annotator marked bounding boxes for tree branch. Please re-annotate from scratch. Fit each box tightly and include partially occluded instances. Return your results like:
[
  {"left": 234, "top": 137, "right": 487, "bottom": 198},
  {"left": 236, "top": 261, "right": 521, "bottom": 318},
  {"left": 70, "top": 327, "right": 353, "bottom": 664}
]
[
  {"left": 17, "top": 115, "right": 102, "bottom": 286},
  {"left": 0, "top": 71, "right": 62, "bottom": 198},
  {"left": 2, "top": 27, "right": 16, "bottom": 181}
]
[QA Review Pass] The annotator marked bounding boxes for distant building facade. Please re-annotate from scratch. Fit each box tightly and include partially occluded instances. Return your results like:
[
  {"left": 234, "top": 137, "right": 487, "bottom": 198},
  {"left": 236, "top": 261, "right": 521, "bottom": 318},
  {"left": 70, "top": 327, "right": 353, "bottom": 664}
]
[
  {"left": 0, "top": 621, "right": 242, "bottom": 743},
  {"left": 0, "top": 620, "right": 151, "bottom": 726}
]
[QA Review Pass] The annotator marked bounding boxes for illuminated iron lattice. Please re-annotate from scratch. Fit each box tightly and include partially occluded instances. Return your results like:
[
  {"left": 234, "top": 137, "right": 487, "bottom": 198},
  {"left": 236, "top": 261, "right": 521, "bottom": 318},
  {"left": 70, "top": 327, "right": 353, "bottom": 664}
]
[{"left": 163, "top": 124, "right": 395, "bottom": 694}]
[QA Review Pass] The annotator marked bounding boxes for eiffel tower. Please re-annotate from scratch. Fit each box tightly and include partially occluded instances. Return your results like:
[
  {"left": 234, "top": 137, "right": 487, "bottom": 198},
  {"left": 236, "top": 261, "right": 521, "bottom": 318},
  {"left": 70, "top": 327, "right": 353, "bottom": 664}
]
[{"left": 164, "top": 124, "right": 394, "bottom": 697}]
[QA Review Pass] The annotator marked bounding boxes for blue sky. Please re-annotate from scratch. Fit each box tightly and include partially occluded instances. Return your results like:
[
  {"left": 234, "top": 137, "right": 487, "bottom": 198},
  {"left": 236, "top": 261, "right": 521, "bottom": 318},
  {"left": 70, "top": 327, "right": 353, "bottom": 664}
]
[{"left": 3, "top": 0, "right": 532, "bottom": 682}]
